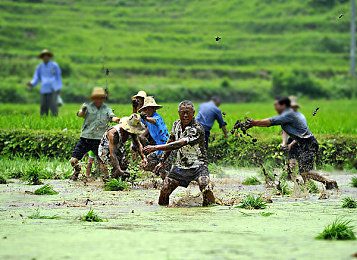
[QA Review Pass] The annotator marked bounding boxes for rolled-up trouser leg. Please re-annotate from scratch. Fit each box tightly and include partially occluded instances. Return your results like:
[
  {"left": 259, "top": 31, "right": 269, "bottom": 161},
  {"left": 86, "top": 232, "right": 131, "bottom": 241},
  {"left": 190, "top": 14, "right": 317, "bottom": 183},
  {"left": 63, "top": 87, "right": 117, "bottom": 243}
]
[
  {"left": 198, "top": 175, "right": 215, "bottom": 206},
  {"left": 158, "top": 177, "right": 179, "bottom": 206},
  {"left": 40, "top": 93, "right": 50, "bottom": 116},
  {"left": 49, "top": 91, "right": 58, "bottom": 116}
]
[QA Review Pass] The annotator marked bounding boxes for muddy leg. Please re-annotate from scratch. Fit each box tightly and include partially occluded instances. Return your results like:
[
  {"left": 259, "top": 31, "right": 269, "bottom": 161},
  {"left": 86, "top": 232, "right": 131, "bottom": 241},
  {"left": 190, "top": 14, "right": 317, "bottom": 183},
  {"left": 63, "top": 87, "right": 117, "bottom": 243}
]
[
  {"left": 86, "top": 157, "right": 94, "bottom": 178},
  {"left": 198, "top": 176, "right": 215, "bottom": 206},
  {"left": 70, "top": 157, "right": 81, "bottom": 181},
  {"left": 96, "top": 160, "right": 109, "bottom": 182},
  {"left": 301, "top": 170, "right": 338, "bottom": 190},
  {"left": 158, "top": 177, "right": 179, "bottom": 206}
]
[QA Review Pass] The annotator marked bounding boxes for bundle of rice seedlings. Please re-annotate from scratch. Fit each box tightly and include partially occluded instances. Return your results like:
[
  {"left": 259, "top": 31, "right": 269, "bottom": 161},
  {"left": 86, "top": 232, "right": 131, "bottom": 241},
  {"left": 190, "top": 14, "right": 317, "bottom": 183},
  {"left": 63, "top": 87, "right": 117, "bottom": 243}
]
[
  {"left": 0, "top": 175, "right": 7, "bottom": 184},
  {"left": 237, "top": 194, "right": 267, "bottom": 210},
  {"left": 351, "top": 176, "right": 357, "bottom": 188},
  {"left": 80, "top": 208, "right": 103, "bottom": 222},
  {"left": 316, "top": 217, "right": 356, "bottom": 240},
  {"left": 342, "top": 197, "right": 357, "bottom": 208},
  {"left": 28, "top": 208, "right": 59, "bottom": 219},
  {"left": 34, "top": 184, "right": 58, "bottom": 195},
  {"left": 105, "top": 178, "right": 130, "bottom": 191},
  {"left": 242, "top": 176, "right": 260, "bottom": 185},
  {"left": 306, "top": 180, "right": 319, "bottom": 193},
  {"left": 22, "top": 164, "right": 42, "bottom": 185}
]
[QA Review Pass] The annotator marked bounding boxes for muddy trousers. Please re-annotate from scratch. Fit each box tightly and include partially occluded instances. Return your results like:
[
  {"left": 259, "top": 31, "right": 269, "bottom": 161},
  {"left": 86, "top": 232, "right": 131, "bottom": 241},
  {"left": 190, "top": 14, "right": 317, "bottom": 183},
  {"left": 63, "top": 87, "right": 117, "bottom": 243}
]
[
  {"left": 40, "top": 91, "right": 58, "bottom": 116},
  {"left": 158, "top": 176, "right": 215, "bottom": 206},
  {"left": 300, "top": 170, "right": 338, "bottom": 190}
]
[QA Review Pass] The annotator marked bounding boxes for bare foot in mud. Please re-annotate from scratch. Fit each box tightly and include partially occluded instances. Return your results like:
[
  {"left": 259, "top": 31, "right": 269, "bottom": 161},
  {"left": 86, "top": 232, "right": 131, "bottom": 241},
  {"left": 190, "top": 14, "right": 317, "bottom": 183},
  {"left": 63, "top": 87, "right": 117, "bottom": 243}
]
[{"left": 202, "top": 190, "right": 215, "bottom": 206}]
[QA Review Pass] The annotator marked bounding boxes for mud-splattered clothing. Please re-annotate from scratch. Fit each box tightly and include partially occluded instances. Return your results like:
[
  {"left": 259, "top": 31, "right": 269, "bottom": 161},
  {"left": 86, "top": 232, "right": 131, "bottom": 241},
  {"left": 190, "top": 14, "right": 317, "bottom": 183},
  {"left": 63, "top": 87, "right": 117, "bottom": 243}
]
[
  {"left": 295, "top": 136, "right": 319, "bottom": 173},
  {"left": 142, "top": 112, "right": 169, "bottom": 156},
  {"left": 170, "top": 118, "right": 208, "bottom": 169},
  {"left": 81, "top": 102, "right": 115, "bottom": 140},
  {"left": 167, "top": 165, "right": 209, "bottom": 188},
  {"left": 98, "top": 124, "right": 127, "bottom": 169}
]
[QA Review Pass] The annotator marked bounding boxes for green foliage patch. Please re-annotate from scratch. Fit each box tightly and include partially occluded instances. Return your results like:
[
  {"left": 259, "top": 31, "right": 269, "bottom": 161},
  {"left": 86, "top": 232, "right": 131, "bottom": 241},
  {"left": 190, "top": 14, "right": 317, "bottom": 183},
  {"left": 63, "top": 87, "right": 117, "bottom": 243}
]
[
  {"left": 237, "top": 194, "right": 267, "bottom": 210},
  {"left": 316, "top": 218, "right": 356, "bottom": 240},
  {"left": 80, "top": 208, "right": 103, "bottom": 222},
  {"left": 22, "top": 164, "right": 42, "bottom": 185},
  {"left": 342, "top": 197, "right": 357, "bottom": 209},
  {"left": 105, "top": 178, "right": 130, "bottom": 191},
  {"left": 242, "top": 176, "right": 260, "bottom": 185},
  {"left": 34, "top": 184, "right": 58, "bottom": 195},
  {"left": 351, "top": 176, "right": 357, "bottom": 188}
]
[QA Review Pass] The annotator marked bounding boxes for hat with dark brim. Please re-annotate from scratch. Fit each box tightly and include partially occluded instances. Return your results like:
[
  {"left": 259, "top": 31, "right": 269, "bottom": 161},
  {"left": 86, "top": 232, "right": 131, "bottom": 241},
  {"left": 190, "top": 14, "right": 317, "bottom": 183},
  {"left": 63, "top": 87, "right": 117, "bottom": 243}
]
[{"left": 38, "top": 49, "right": 54, "bottom": 58}]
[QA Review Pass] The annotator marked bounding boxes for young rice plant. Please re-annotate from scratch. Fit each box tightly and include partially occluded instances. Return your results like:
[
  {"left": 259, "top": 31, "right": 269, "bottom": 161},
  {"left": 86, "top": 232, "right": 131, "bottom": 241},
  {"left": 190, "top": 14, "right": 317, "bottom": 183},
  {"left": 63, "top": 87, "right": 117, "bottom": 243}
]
[
  {"left": 80, "top": 208, "right": 103, "bottom": 222},
  {"left": 342, "top": 197, "right": 357, "bottom": 208},
  {"left": 105, "top": 178, "right": 130, "bottom": 191},
  {"left": 242, "top": 176, "right": 261, "bottom": 185},
  {"left": 34, "top": 184, "right": 59, "bottom": 195},
  {"left": 316, "top": 217, "right": 356, "bottom": 240},
  {"left": 237, "top": 194, "right": 267, "bottom": 210}
]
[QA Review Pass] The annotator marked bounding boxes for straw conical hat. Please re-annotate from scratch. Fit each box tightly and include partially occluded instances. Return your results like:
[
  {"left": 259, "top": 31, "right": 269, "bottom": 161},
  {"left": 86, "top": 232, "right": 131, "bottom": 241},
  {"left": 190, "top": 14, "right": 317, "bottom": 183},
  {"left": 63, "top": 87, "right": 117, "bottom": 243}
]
[
  {"left": 88, "top": 87, "right": 106, "bottom": 99},
  {"left": 38, "top": 49, "right": 54, "bottom": 58},
  {"left": 131, "top": 90, "right": 147, "bottom": 100},
  {"left": 120, "top": 113, "right": 146, "bottom": 135},
  {"left": 138, "top": 96, "right": 163, "bottom": 113},
  {"left": 289, "top": 95, "right": 301, "bottom": 108}
]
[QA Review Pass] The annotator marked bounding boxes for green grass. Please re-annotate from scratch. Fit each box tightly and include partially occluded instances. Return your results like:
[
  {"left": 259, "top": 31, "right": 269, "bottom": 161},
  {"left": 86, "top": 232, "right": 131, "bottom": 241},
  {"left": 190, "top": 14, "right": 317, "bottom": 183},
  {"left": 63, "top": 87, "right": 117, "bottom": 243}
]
[
  {"left": 105, "top": 178, "right": 130, "bottom": 191},
  {"left": 351, "top": 176, "right": 357, "bottom": 188},
  {"left": 342, "top": 197, "right": 357, "bottom": 209},
  {"left": 80, "top": 208, "right": 103, "bottom": 222},
  {"left": 237, "top": 194, "right": 267, "bottom": 210},
  {"left": 22, "top": 164, "right": 42, "bottom": 185},
  {"left": 242, "top": 176, "right": 260, "bottom": 185},
  {"left": 0, "top": 175, "right": 7, "bottom": 184},
  {"left": 316, "top": 217, "right": 356, "bottom": 240},
  {"left": 28, "top": 208, "right": 59, "bottom": 219},
  {"left": 34, "top": 184, "right": 59, "bottom": 195}
]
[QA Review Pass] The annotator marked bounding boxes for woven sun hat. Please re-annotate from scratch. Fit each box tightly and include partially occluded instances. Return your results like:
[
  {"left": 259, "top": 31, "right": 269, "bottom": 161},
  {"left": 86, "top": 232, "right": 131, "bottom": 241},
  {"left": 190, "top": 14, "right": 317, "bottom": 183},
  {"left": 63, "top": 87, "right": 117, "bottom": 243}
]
[
  {"left": 138, "top": 96, "right": 163, "bottom": 113},
  {"left": 131, "top": 90, "right": 147, "bottom": 100},
  {"left": 38, "top": 49, "right": 54, "bottom": 58},
  {"left": 88, "top": 87, "right": 106, "bottom": 99},
  {"left": 120, "top": 113, "right": 146, "bottom": 135},
  {"left": 289, "top": 95, "right": 301, "bottom": 109}
]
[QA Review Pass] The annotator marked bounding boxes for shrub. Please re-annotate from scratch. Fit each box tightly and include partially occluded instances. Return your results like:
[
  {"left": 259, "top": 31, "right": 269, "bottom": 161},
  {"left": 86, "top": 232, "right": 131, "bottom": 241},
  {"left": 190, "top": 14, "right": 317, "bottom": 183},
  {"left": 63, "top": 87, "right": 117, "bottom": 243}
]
[
  {"left": 342, "top": 197, "right": 357, "bottom": 208},
  {"left": 237, "top": 194, "right": 267, "bottom": 210},
  {"left": 0, "top": 175, "right": 7, "bottom": 184},
  {"left": 242, "top": 176, "right": 261, "bottom": 185},
  {"left": 105, "top": 178, "right": 130, "bottom": 191},
  {"left": 316, "top": 218, "right": 356, "bottom": 240},
  {"left": 34, "top": 184, "right": 58, "bottom": 195},
  {"left": 80, "top": 208, "right": 103, "bottom": 222},
  {"left": 351, "top": 176, "right": 357, "bottom": 188},
  {"left": 22, "top": 164, "right": 42, "bottom": 185}
]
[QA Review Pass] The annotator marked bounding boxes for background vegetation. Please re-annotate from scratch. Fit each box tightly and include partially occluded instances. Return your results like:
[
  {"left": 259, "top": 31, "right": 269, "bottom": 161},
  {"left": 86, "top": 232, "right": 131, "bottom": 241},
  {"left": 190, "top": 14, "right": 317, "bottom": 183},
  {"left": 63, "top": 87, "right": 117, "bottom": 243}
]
[{"left": 0, "top": 0, "right": 356, "bottom": 103}]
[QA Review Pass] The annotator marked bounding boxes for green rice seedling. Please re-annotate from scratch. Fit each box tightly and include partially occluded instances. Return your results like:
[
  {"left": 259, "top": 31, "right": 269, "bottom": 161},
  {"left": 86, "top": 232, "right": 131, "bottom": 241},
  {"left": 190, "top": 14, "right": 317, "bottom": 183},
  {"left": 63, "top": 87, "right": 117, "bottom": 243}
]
[
  {"left": 342, "top": 197, "right": 357, "bottom": 208},
  {"left": 34, "top": 184, "right": 58, "bottom": 195},
  {"left": 28, "top": 208, "right": 59, "bottom": 219},
  {"left": 237, "top": 194, "right": 267, "bottom": 210},
  {"left": 80, "top": 208, "right": 103, "bottom": 222},
  {"left": 242, "top": 176, "right": 261, "bottom": 185},
  {"left": 316, "top": 217, "right": 356, "bottom": 240},
  {"left": 279, "top": 180, "right": 292, "bottom": 195},
  {"left": 105, "top": 178, "right": 130, "bottom": 191},
  {"left": 0, "top": 175, "right": 7, "bottom": 184},
  {"left": 351, "top": 176, "right": 357, "bottom": 188},
  {"left": 306, "top": 180, "right": 319, "bottom": 193},
  {"left": 22, "top": 164, "right": 42, "bottom": 185},
  {"left": 260, "top": 212, "right": 274, "bottom": 217}
]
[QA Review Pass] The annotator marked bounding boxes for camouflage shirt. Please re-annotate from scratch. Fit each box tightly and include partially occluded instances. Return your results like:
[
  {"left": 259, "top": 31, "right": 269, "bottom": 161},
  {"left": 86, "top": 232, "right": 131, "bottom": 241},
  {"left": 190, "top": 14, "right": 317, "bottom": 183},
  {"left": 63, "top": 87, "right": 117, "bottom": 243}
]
[{"left": 171, "top": 118, "right": 208, "bottom": 169}]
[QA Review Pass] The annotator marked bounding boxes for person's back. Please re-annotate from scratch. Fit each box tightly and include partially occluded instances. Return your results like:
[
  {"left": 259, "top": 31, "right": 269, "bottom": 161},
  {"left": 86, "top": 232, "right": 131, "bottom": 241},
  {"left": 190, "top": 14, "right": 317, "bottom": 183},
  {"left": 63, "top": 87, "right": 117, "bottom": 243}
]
[{"left": 143, "top": 111, "right": 169, "bottom": 155}]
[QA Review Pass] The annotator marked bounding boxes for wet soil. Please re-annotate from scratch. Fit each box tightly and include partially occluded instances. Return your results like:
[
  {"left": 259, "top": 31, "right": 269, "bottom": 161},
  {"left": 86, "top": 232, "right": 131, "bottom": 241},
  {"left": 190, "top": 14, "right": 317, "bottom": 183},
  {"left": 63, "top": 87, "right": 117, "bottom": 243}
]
[{"left": 0, "top": 168, "right": 356, "bottom": 259}]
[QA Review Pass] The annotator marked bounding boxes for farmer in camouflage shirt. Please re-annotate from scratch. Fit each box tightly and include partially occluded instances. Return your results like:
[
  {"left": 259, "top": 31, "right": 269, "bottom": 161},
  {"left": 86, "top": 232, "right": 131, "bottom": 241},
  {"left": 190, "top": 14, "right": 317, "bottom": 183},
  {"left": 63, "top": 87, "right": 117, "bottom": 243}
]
[{"left": 143, "top": 100, "right": 215, "bottom": 206}]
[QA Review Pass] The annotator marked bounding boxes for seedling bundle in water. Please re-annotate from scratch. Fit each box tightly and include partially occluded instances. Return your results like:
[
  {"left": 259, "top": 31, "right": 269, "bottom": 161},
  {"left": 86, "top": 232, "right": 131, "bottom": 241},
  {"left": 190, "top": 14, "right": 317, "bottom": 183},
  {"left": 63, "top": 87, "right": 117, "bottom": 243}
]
[
  {"left": 105, "top": 178, "right": 130, "bottom": 191},
  {"left": 237, "top": 194, "right": 267, "bottom": 210},
  {"left": 80, "top": 208, "right": 103, "bottom": 222},
  {"left": 242, "top": 176, "right": 260, "bottom": 185},
  {"left": 351, "top": 176, "right": 357, "bottom": 188},
  {"left": 28, "top": 208, "right": 59, "bottom": 219},
  {"left": 342, "top": 197, "right": 357, "bottom": 208},
  {"left": 34, "top": 184, "right": 58, "bottom": 195},
  {"left": 316, "top": 217, "right": 356, "bottom": 240}
]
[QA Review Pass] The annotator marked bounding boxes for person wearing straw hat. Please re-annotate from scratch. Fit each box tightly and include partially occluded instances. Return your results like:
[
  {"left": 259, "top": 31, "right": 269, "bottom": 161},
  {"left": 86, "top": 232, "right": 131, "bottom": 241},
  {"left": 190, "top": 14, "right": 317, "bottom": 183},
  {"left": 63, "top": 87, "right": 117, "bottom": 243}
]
[
  {"left": 98, "top": 113, "right": 148, "bottom": 180},
  {"left": 138, "top": 96, "right": 173, "bottom": 179},
  {"left": 27, "top": 49, "right": 62, "bottom": 116},
  {"left": 281, "top": 96, "right": 307, "bottom": 176},
  {"left": 131, "top": 90, "right": 147, "bottom": 114},
  {"left": 143, "top": 100, "right": 215, "bottom": 206},
  {"left": 69, "top": 87, "right": 120, "bottom": 181}
]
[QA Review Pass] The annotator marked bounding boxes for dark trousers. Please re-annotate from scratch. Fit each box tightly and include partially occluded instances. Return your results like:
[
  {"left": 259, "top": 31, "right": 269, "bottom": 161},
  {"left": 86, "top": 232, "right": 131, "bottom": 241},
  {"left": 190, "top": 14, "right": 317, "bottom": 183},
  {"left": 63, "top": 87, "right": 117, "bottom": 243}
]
[
  {"left": 40, "top": 91, "right": 58, "bottom": 116},
  {"left": 204, "top": 131, "right": 210, "bottom": 150}
]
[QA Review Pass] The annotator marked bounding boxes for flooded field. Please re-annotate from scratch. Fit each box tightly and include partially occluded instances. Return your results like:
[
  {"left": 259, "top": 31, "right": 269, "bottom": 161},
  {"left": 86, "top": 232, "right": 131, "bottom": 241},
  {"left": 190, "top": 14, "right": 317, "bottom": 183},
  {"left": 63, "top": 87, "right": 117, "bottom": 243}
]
[{"left": 1, "top": 168, "right": 356, "bottom": 260}]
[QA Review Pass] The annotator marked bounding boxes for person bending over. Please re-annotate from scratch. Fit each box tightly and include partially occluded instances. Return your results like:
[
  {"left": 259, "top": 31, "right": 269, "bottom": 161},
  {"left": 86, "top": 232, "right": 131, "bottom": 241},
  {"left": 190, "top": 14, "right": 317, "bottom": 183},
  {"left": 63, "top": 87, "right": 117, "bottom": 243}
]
[
  {"left": 98, "top": 114, "right": 148, "bottom": 180},
  {"left": 143, "top": 100, "right": 215, "bottom": 206},
  {"left": 247, "top": 96, "right": 338, "bottom": 190}
]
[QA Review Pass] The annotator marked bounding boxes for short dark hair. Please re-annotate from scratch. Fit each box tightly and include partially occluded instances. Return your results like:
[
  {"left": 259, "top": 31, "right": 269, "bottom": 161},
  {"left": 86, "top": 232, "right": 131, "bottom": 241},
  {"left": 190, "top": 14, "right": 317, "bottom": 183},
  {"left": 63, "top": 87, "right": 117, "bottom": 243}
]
[
  {"left": 275, "top": 96, "right": 291, "bottom": 107},
  {"left": 211, "top": 96, "right": 221, "bottom": 104}
]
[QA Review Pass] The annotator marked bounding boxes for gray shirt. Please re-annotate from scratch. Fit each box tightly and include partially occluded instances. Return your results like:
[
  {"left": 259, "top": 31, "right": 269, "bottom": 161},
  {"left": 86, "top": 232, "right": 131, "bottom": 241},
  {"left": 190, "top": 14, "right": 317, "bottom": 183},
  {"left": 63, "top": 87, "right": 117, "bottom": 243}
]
[{"left": 270, "top": 108, "right": 313, "bottom": 141}]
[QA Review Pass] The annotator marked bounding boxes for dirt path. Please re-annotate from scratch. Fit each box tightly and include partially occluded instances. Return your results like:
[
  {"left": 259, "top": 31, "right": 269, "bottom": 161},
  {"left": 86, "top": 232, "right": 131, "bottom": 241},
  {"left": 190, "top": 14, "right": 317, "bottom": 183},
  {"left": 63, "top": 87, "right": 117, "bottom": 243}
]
[{"left": 0, "top": 168, "right": 356, "bottom": 259}]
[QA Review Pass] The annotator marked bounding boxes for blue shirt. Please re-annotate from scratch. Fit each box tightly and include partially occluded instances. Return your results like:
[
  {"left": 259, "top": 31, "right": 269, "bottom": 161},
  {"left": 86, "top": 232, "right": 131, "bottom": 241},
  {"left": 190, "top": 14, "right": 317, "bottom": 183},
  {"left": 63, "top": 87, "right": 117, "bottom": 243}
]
[
  {"left": 270, "top": 108, "right": 313, "bottom": 141},
  {"left": 196, "top": 101, "right": 227, "bottom": 132},
  {"left": 296, "top": 111, "right": 307, "bottom": 126},
  {"left": 142, "top": 112, "right": 169, "bottom": 156},
  {"left": 31, "top": 61, "right": 62, "bottom": 94}
]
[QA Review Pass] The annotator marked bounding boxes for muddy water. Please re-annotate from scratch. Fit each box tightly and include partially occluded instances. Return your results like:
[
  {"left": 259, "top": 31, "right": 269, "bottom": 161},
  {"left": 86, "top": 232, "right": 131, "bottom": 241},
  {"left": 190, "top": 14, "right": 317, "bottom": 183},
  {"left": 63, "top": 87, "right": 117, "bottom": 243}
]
[{"left": 0, "top": 168, "right": 356, "bottom": 259}]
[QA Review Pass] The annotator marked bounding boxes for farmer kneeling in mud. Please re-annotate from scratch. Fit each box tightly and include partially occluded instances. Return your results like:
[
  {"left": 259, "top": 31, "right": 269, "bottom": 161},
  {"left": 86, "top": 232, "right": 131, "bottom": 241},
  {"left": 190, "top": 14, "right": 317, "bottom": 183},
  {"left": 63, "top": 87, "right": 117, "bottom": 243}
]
[
  {"left": 138, "top": 96, "right": 173, "bottom": 180},
  {"left": 70, "top": 87, "right": 120, "bottom": 181},
  {"left": 143, "top": 100, "right": 215, "bottom": 206},
  {"left": 98, "top": 113, "right": 148, "bottom": 180},
  {"left": 247, "top": 96, "right": 338, "bottom": 190}
]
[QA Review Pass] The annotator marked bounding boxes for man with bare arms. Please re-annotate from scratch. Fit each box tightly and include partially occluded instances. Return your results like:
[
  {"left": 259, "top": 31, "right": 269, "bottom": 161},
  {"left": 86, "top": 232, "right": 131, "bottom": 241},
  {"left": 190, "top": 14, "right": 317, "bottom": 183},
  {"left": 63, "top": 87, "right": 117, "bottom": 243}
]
[
  {"left": 98, "top": 113, "right": 148, "bottom": 180},
  {"left": 143, "top": 100, "right": 215, "bottom": 206}
]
